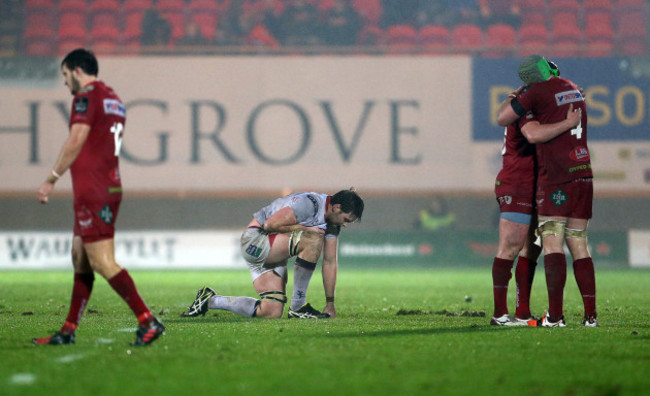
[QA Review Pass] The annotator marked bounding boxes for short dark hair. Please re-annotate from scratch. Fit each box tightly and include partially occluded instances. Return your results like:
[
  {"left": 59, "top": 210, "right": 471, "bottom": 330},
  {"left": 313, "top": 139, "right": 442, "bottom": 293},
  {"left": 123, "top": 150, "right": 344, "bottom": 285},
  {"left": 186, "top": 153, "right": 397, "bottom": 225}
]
[
  {"left": 61, "top": 48, "right": 99, "bottom": 76},
  {"left": 331, "top": 188, "right": 364, "bottom": 220}
]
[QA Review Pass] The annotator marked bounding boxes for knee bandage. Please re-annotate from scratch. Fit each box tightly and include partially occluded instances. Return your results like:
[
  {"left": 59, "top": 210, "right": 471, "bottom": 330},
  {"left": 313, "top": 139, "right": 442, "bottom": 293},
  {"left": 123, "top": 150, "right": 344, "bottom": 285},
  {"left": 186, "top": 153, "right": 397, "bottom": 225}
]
[
  {"left": 535, "top": 220, "right": 567, "bottom": 238},
  {"left": 289, "top": 230, "right": 303, "bottom": 257},
  {"left": 259, "top": 290, "right": 287, "bottom": 304},
  {"left": 565, "top": 227, "right": 587, "bottom": 240}
]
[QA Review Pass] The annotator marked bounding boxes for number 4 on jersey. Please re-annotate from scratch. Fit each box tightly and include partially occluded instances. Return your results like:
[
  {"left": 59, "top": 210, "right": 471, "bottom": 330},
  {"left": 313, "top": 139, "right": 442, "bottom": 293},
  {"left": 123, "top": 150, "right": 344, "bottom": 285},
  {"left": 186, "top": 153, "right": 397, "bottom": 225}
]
[
  {"left": 110, "top": 122, "right": 124, "bottom": 156},
  {"left": 571, "top": 121, "right": 583, "bottom": 140}
]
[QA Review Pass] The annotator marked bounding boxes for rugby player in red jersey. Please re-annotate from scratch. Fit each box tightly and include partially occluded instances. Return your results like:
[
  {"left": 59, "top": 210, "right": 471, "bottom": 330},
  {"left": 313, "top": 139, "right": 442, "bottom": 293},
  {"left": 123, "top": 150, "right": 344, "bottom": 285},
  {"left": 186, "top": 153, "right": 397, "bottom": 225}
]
[
  {"left": 497, "top": 55, "right": 597, "bottom": 327},
  {"left": 491, "top": 61, "right": 582, "bottom": 326},
  {"left": 35, "top": 49, "right": 165, "bottom": 345}
]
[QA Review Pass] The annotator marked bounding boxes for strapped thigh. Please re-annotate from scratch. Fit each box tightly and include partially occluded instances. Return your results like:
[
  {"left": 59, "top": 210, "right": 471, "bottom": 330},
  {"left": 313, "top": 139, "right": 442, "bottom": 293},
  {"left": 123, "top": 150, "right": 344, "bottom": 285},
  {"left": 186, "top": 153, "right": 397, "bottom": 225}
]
[
  {"left": 289, "top": 229, "right": 303, "bottom": 257},
  {"left": 259, "top": 290, "right": 287, "bottom": 304},
  {"left": 535, "top": 220, "right": 566, "bottom": 238},
  {"left": 565, "top": 227, "right": 587, "bottom": 240}
]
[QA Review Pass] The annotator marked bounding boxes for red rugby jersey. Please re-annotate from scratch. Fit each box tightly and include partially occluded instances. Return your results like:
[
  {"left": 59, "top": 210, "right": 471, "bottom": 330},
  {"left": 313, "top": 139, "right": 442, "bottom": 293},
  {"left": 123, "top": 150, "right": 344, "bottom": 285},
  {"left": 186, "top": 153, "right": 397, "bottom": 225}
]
[
  {"left": 495, "top": 112, "right": 536, "bottom": 197},
  {"left": 516, "top": 77, "right": 592, "bottom": 185},
  {"left": 68, "top": 81, "right": 124, "bottom": 203}
]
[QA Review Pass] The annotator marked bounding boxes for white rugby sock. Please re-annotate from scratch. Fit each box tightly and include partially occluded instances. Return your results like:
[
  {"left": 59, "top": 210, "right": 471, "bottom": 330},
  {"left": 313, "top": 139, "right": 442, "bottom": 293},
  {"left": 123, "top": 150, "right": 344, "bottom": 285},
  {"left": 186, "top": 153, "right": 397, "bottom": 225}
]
[
  {"left": 291, "top": 259, "right": 316, "bottom": 310},
  {"left": 209, "top": 295, "right": 258, "bottom": 317}
]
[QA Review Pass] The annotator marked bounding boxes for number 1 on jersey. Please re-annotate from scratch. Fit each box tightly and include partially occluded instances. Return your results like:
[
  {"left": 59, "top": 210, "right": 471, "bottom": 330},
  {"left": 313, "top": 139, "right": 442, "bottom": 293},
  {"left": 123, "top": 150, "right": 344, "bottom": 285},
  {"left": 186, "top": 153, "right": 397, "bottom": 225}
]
[{"left": 110, "top": 122, "right": 124, "bottom": 156}]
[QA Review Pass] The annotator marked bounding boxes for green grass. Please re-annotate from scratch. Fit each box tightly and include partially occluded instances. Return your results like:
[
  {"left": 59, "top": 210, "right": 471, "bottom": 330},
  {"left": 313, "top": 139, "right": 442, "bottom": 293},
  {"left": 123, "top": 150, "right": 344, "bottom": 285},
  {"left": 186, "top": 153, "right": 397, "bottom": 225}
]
[{"left": 1, "top": 268, "right": 650, "bottom": 396}]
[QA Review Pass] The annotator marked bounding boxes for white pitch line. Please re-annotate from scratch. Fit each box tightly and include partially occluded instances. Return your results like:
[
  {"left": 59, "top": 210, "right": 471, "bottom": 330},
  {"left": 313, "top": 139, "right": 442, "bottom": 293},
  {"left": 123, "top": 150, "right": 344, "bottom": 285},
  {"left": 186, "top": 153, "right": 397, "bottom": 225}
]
[{"left": 9, "top": 373, "right": 36, "bottom": 385}]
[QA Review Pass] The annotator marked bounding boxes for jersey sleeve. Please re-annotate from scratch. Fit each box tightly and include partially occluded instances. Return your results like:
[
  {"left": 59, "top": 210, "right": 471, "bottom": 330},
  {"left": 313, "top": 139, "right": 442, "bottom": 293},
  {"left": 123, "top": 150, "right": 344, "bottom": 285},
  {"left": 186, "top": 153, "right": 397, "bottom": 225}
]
[{"left": 70, "top": 93, "right": 97, "bottom": 126}]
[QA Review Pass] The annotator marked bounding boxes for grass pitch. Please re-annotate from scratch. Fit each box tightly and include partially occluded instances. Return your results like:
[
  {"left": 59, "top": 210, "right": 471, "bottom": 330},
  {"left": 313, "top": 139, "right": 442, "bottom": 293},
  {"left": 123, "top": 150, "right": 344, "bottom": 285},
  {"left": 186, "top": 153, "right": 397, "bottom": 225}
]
[{"left": 1, "top": 268, "right": 649, "bottom": 396}]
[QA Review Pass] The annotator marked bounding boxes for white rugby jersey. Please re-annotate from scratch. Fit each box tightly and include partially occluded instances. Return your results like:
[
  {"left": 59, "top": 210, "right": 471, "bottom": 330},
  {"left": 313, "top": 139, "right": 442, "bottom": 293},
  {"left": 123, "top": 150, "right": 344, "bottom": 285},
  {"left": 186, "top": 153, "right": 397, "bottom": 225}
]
[{"left": 253, "top": 192, "right": 340, "bottom": 238}]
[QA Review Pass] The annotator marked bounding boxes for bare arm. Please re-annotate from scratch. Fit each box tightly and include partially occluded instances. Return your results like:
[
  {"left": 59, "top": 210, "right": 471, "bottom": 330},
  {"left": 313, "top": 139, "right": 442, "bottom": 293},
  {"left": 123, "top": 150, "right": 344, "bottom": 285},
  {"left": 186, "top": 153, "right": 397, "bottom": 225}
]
[
  {"left": 262, "top": 207, "right": 324, "bottom": 234},
  {"left": 38, "top": 123, "right": 91, "bottom": 203},
  {"left": 496, "top": 86, "right": 526, "bottom": 126},
  {"left": 521, "top": 103, "right": 581, "bottom": 144},
  {"left": 321, "top": 237, "right": 338, "bottom": 318}
]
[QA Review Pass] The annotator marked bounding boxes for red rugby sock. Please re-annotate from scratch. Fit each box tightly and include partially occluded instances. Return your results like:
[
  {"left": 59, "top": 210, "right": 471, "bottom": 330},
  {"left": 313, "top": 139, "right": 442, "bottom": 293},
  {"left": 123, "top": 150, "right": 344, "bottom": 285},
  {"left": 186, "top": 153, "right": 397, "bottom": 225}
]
[
  {"left": 573, "top": 257, "right": 597, "bottom": 317},
  {"left": 492, "top": 257, "right": 514, "bottom": 317},
  {"left": 544, "top": 253, "right": 567, "bottom": 321},
  {"left": 514, "top": 256, "right": 536, "bottom": 318},
  {"left": 62, "top": 272, "right": 95, "bottom": 333},
  {"left": 108, "top": 269, "right": 152, "bottom": 326}
]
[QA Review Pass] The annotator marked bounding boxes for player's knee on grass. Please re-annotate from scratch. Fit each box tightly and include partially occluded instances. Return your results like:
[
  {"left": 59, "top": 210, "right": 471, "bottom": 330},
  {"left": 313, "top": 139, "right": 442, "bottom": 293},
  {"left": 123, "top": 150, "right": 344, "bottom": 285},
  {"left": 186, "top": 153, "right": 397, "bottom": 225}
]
[{"left": 256, "top": 290, "right": 287, "bottom": 318}]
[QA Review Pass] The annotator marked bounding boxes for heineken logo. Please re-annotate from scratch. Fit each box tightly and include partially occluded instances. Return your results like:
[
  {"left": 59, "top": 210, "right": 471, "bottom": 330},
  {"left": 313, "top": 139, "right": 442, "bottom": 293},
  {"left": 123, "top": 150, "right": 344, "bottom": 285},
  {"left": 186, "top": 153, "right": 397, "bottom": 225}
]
[
  {"left": 551, "top": 189, "right": 568, "bottom": 207},
  {"left": 98, "top": 205, "right": 114, "bottom": 224}
]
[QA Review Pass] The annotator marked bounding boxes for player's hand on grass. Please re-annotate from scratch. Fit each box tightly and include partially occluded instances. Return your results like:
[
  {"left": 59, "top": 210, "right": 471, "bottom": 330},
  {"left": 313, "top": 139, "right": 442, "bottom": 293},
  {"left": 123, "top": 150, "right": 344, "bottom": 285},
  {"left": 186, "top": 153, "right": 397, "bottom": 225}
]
[{"left": 323, "top": 303, "right": 336, "bottom": 318}]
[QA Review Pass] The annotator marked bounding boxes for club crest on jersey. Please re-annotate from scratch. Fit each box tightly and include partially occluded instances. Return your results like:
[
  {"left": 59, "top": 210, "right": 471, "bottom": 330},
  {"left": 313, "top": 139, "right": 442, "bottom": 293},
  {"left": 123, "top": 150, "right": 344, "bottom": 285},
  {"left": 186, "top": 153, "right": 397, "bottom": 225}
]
[
  {"left": 551, "top": 189, "right": 568, "bottom": 207},
  {"left": 555, "top": 90, "right": 583, "bottom": 106},
  {"left": 570, "top": 146, "right": 590, "bottom": 161},
  {"left": 103, "top": 99, "right": 126, "bottom": 117}
]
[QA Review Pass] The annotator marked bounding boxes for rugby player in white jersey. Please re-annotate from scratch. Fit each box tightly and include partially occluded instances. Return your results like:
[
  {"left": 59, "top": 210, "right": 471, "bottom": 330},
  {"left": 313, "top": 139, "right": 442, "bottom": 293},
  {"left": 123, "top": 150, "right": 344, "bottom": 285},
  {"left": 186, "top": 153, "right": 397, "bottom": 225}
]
[{"left": 182, "top": 189, "right": 364, "bottom": 319}]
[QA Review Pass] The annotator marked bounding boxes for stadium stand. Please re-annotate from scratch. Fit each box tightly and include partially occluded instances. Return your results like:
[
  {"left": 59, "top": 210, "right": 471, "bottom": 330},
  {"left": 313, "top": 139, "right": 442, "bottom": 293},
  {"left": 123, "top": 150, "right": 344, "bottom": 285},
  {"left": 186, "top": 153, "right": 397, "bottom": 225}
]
[{"left": 8, "top": 0, "right": 649, "bottom": 57}]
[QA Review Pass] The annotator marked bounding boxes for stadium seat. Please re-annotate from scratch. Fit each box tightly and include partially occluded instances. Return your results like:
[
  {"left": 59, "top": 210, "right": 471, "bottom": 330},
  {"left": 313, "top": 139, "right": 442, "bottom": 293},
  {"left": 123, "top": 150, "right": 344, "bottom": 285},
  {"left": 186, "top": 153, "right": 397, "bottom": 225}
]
[
  {"left": 484, "top": 23, "right": 515, "bottom": 57},
  {"left": 550, "top": 11, "right": 578, "bottom": 28},
  {"left": 90, "top": 25, "right": 120, "bottom": 55},
  {"left": 58, "top": 13, "right": 88, "bottom": 34},
  {"left": 123, "top": 0, "right": 153, "bottom": 14},
  {"left": 386, "top": 24, "right": 417, "bottom": 54},
  {"left": 357, "top": 25, "right": 382, "bottom": 46},
  {"left": 548, "top": 0, "right": 581, "bottom": 16},
  {"left": 188, "top": 0, "right": 219, "bottom": 39},
  {"left": 521, "top": 11, "right": 546, "bottom": 26},
  {"left": 90, "top": 0, "right": 121, "bottom": 15},
  {"left": 26, "top": 39, "right": 56, "bottom": 56},
  {"left": 156, "top": 0, "right": 186, "bottom": 41},
  {"left": 25, "top": 0, "right": 54, "bottom": 15},
  {"left": 354, "top": 0, "right": 382, "bottom": 25},
  {"left": 58, "top": 0, "right": 87, "bottom": 14},
  {"left": 451, "top": 24, "right": 483, "bottom": 54},
  {"left": 517, "top": 23, "right": 549, "bottom": 56},
  {"left": 418, "top": 25, "right": 449, "bottom": 54},
  {"left": 549, "top": 24, "right": 582, "bottom": 57},
  {"left": 517, "top": 0, "right": 547, "bottom": 13},
  {"left": 123, "top": 12, "right": 144, "bottom": 44},
  {"left": 615, "top": 10, "right": 647, "bottom": 55},
  {"left": 583, "top": 0, "right": 612, "bottom": 13},
  {"left": 89, "top": 0, "right": 120, "bottom": 29},
  {"left": 58, "top": 38, "right": 86, "bottom": 55},
  {"left": 584, "top": 11, "right": 614, "bottom": 56}
]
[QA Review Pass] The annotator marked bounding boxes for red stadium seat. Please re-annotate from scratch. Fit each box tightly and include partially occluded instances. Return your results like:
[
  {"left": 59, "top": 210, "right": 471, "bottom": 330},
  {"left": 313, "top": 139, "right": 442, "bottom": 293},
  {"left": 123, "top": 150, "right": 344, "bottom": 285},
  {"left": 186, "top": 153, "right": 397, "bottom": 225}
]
[
  {"left": 451, "top": 24, "right": 483, "bottom": 54},
  {"left": 354, "top": 0, "right": 382, "bottom": 25},
  {"left": 484, "top": 23, "right": 515, "bottom": 57},
  {"left": 357, "top": 25, "right": 382, "bottom": 46},
  {"left": 26, "top": 39, "right": 56, "bottom": 56},
  {"left": 583, "top": 0, "right": 612, "bottom": 13},
  {"left": 58, "top": 0, "right": 87, "bottom": 14},
  {"left": 517, "top": 23, "right": 549, "bottom": 56},
  {"left": 123, "top": 0, "right": 153, "bottom": 14},
  {"left": 517, "top": 0, "right": 547, "bottom": 13},
  {"left": 156, "top": 0, "right": 186, "bottom": 41},
  {"left": 188, "top": 0, "right": 219, "bottom": 39},
  {"left": 58, "top": 23, "right": 86, "bottom": 42},
  {"left": 58, "top": 38, "right": 87, "bottom": 55},
  {"left": 25, "top": 0, "right": 54, "bottom": 14},
  {"left": 551, "top": 11, "right": 578, "bottom": 28},
  {"left": 58, "top": 13, "right": 88, "bottom": 34},
  {"left": 90, "top": 25, "right": 121, "bottom": 54},
  {"left": 548, "top": 0, "right": 581, "bottom": 15},
  {"left": 386, "top": 24, "right": 417, "bottom": 54},
  {"left": 419, "top": 25, "right": 449, "bottom": 54},
  {"left": 123, "top": 12, "right": 144, "bottom": 43},
  {"left": 521, "top": 11, "right": 546, "bottom": 26},
  {"left": 549, "top": 24, "right": 582, "bottom": 57}
]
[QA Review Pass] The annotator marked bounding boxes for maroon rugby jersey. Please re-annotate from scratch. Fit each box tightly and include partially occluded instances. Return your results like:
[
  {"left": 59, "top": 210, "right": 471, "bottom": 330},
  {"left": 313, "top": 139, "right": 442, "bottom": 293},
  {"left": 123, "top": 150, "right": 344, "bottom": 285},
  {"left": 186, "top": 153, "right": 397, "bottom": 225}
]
[
  {"left": 495, "top": 112, "right": 536, "bottom": 197},
  {"left": 69, "top": 81, "right": 124, "bottom": 203},
  {"left": 516, "top": 77, "right": 592, "bottom": 185}
]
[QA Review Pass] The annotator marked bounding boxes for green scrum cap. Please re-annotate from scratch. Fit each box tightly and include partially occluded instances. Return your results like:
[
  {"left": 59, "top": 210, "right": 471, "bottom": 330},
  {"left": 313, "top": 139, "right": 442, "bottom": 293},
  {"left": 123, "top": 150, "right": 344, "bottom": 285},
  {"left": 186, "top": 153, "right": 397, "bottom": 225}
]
[{"left": 518, "top": 54, "right": 552, "bottom": 84}]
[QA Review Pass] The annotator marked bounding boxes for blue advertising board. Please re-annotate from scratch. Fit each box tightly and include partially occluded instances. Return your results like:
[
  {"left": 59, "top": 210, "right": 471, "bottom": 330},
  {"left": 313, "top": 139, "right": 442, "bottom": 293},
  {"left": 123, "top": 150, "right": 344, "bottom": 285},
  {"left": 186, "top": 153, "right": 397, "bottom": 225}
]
[{"left": 472, "top": 57, "right": 650, "bottom": 142}]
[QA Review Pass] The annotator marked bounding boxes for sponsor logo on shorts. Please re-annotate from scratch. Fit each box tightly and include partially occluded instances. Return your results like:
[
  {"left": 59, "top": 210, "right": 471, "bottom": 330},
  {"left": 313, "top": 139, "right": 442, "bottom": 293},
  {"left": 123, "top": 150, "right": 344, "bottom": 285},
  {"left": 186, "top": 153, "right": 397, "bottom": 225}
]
[
  {"left": 245, "top": 244, "right": 262, "bottom": 258},
  {"left": 551, "top": 189, "right": 568, "bottom": 207},
  {"left": 570, "top": 146, "right": 590, "bottom": 161},
  {"left": 79, "top": 218, "right": 93, "bottom": 228},
  {"left": 497, "top": 195, "right": 512, "bottom": 206},
  {"left": 98, "top": 205, "right": 114, "bottom": 225},
  {"left": 103, "top": 99, "right": 126, "bottom": 117},
  {"left": 555, "top": 90, "right": 583, "bottom": 106}
]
